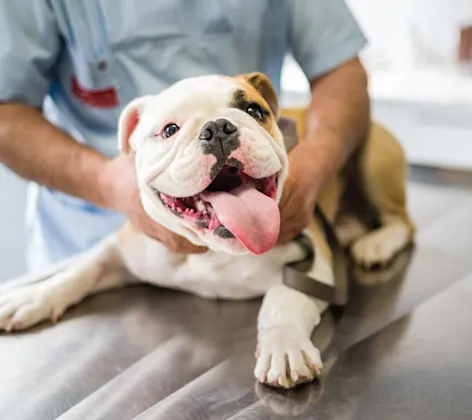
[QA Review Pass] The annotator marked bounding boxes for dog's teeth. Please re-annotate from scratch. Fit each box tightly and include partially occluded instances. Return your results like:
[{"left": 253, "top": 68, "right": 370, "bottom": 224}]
[{"left": 196, "top": 200, "right": 206, "bottom": 213}]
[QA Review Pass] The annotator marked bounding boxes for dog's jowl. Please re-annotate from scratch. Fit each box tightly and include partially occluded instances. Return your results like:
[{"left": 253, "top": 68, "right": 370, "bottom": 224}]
[{"left": 0, "top": 73, "right": 414, "bottom": 389}]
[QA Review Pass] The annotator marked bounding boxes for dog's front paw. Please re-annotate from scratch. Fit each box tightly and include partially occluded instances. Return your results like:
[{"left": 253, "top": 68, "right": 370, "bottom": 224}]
[
  {"left": 0, "top": 283, "right": 64, "bottom": 332},
  {"left": 254, "top": 326, "right": 322, "bottom": 389}
]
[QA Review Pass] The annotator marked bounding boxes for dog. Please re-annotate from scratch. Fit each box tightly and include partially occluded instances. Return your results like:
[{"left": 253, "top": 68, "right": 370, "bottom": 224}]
[{"left": 0, "top": 73, "right": 414, "bottom": 389}]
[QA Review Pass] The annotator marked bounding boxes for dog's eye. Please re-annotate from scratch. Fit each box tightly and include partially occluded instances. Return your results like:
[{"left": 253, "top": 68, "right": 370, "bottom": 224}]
[
  {"left": 246, "top": 103, "right": 264, "bottom": 120},
  {"left": 163, "top": 123, "right": 180, "bottom": 138}
]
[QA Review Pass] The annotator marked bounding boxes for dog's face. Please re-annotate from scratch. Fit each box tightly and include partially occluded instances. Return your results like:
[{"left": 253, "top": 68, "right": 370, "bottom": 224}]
[{"left": 118, "top": 73, "right": 289, "bottom": 255}]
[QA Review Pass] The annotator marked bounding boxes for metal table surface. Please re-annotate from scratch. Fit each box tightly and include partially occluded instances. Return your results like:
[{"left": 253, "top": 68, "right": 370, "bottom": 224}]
[{"left": 1, "top": 167, "right": 472, "bottom": 420}]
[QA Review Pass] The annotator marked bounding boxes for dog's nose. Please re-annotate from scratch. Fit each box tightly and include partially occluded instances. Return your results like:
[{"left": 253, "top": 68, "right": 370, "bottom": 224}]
[
  {"left": 199, "top": 119, "right": 238, "bottom": 142},
  {"left": 199, "top": 119, "right": 240, "bottom": 160}
]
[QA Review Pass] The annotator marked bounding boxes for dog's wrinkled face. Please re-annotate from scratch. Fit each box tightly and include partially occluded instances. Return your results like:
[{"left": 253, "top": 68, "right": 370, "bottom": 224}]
[{"left": 118, "top": 73, "right": 289, "bottom": 255}]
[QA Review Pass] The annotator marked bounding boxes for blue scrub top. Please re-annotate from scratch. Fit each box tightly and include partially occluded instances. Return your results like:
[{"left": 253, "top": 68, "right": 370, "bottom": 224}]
[{"left": 0, "top": 0, "right": 366, "bottom": 271}]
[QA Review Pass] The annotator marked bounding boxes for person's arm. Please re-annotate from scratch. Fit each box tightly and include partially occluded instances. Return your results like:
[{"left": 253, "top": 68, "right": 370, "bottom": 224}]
[
  {"left": 277, "top": 0, "right": 369, "bottom": 244},
  {"left": 0, "top": 0, "right": 107, "bottom": 204},
  {"left": 0, "top": 0, "right": 204, "bottom": 253},
  {"left": 0, "top": 104, "right": 109, "bottom": 207},
  {"left": 0, "top": 105, "right": 205, "bottom": 253},
  {"left": 292, "top": 57, "right": 369, "bottom": 190}
]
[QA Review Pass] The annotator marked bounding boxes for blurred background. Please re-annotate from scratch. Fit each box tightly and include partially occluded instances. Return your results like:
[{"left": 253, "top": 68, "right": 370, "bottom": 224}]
[
  {"left": 283, "top": 0, "right": 472, "bottom": 169},
  {"left": 1, "top": 0, "right": 472, "bottom": 280}
]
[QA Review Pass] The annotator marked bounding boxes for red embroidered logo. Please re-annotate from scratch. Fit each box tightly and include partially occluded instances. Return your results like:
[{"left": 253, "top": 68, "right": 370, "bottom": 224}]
[{"left": 71, "top": 76, "right": 119, "bottom": 109}]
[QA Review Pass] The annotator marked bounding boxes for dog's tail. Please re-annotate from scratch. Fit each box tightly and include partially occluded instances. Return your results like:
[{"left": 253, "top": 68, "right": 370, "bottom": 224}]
[{"left": 0, "top": 254, "right": 83, "bottom": 294}]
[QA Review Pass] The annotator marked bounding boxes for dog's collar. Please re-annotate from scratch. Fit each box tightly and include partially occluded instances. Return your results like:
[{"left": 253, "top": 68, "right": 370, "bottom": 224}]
[
  {"left": 279, "top": 116, "right": 349, "bottom": 306},
  {"left": 283, "top": 206, "right": 349, "bottom": 306}
]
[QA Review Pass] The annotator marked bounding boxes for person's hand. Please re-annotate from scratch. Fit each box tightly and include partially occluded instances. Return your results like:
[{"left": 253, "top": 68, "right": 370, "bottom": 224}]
[
  {"left": 277, "top": 144, "right": 319, "bottom": 245},
  {"left": 100, "top": 153, "right": 207, "bottom": 254}
]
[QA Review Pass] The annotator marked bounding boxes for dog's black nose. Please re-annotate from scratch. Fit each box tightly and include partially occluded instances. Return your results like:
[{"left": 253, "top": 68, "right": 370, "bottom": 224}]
[
  {"left": 199, "top": 119, "right": 237, "bottom": 142},
  {"left": 199, "top": 119, "right": 240, "bottom": 163}
]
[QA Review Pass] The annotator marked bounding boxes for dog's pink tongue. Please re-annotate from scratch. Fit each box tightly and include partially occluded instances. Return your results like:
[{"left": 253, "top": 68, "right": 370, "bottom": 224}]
[{"left": 202, "top": 185, "right": 280, "bottom": 255}]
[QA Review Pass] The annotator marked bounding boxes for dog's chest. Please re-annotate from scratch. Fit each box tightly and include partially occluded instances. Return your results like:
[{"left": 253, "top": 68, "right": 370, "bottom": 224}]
[{"left": 118, "top": 233, "right": 304, "bottom": 300}]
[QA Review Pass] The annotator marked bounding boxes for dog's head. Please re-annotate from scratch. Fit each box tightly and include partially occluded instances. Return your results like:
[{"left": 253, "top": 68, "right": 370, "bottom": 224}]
[{"left": 118, "top": 73, "right": 291, "bottom": 255}]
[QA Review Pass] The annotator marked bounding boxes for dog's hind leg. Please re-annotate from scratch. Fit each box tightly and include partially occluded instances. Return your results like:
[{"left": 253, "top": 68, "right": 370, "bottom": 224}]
[
  {"left": 0, "top": 230, "right": 132, "bottom": 332},
  {"left": 351, "top": 122, "right": 415, "bottom": 268}
]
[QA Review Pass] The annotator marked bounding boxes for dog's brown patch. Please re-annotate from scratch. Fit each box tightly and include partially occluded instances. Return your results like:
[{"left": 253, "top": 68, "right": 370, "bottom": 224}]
[{"left": 230, "top": 77, "right": 280, "bottom": 143}]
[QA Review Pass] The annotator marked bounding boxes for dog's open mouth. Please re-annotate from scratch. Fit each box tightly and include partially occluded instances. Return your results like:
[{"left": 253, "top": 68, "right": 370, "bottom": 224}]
[{"left": 156, "top": 165, "right": 280, "bottom": 254}]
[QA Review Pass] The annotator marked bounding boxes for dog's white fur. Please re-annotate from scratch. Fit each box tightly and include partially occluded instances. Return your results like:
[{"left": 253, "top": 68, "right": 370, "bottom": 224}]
[
  {"left": 0, "top": 74, "right": 412, "bottom": 389},
  {"left": 125, "top": 76, "right": 288, "bottom": 255}
]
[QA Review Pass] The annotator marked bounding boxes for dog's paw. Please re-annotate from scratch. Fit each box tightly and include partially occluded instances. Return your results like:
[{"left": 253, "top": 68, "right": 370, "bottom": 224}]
[
  {"left": 0, "top": 283, "right": 64, "bottom": 332},
  {"left": 351, "top": 223, "right": 410, "bottom": 269},
  {"left": 254, "top": 326, "right": 322, "bottom": 389}
]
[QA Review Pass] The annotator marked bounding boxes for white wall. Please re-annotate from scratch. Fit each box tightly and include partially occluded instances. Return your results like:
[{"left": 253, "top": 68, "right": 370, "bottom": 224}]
[
  {"left": 281, "top": 0, "right": 472, "bottom": 171},
  {"left": 282, "top": 0, "right": 472, "bottom": 98},
  {"left": 347, "top": 0, "right": 472, "bottom": 71}
]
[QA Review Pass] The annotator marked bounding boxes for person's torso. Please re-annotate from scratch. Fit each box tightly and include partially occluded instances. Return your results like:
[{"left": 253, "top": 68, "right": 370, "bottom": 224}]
[
  {"left": 46, "top": 0, "right": 290, "bottom": 156},
  {"left": 29, "top": 0, "right": 292, "bottom": 270}
]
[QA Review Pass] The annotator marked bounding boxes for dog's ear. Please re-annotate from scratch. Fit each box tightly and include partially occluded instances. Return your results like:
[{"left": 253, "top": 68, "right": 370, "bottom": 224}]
[
  {"left": 237, "top": 72, "right": 279, "bottom": 118},
  {"left": 117, "top": 96, "right": 152, "bottom": 154}
]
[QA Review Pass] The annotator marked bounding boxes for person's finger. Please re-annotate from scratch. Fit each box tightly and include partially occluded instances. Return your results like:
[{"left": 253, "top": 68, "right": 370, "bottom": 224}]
[
  {"left": 187, "top": 245, "right": 208, "bottom": 254},
  {"left": 179, "top": 241, "right": 208, "bottom": 254},
  {"left": 280, "top": 210, "right": 299, "bottom": 228},
  {"left": 279, "top": 212, "right": 294, "bottom": 226},
  {"left": 142, "top": 214, "right": 207, "bottom": 254},
  {"left": 277, "top": 229, "right": 296, "bottom": 245},
  {"left": 277, "top": 235, "right": 292, "bottom": 246},
  {"left": 277, "top": 218, "right": 307, "bottom": 245},
  {"left": 170, "top": 235, "right": 207, "bottom": 254}
]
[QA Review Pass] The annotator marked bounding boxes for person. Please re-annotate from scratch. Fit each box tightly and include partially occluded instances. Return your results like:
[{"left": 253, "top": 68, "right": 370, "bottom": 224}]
[{"left": 0, "top": 0, "right": 369, "bottom": 272}]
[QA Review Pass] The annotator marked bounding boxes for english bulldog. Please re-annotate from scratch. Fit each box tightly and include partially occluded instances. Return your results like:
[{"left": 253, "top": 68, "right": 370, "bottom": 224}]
[{"left": 0, "top": 73, "right": 414, "bottom": 389}]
